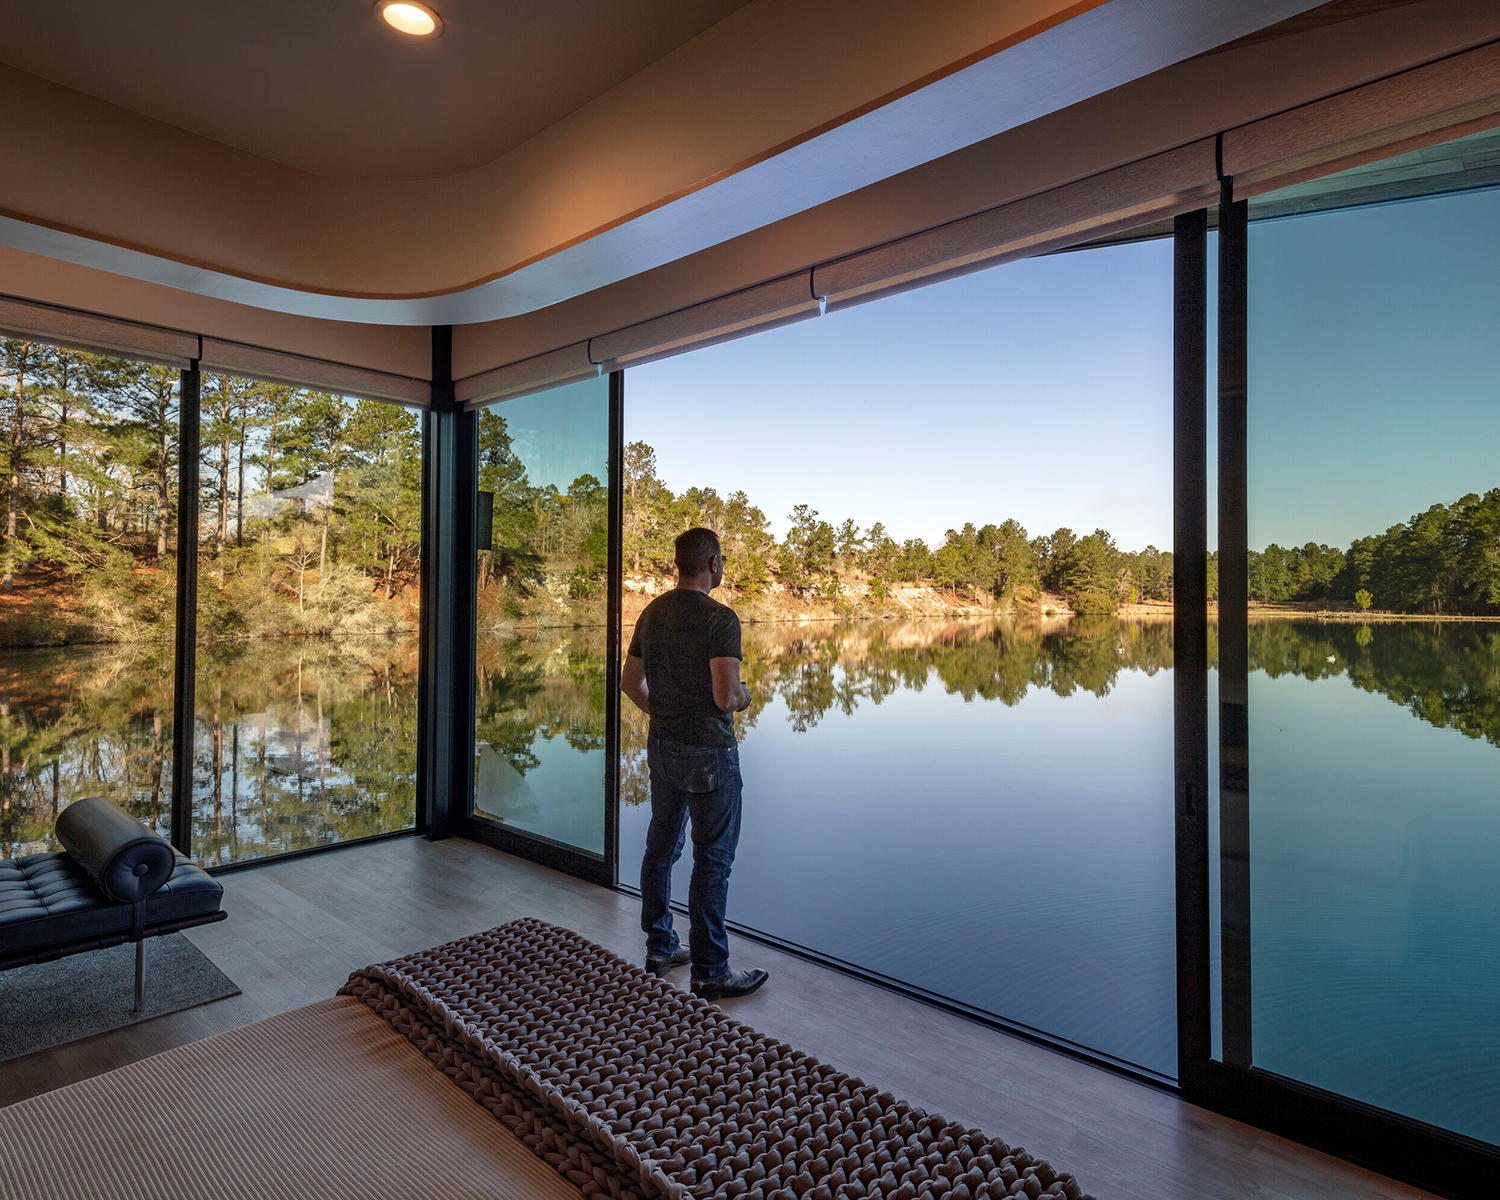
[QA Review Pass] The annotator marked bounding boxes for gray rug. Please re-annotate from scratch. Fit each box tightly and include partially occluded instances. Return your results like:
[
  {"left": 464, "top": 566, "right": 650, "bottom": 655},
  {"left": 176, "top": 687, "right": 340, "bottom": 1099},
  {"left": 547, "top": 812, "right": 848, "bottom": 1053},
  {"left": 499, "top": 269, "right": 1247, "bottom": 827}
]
[{"left": 0, "top": 934, "right": 241, "bottom": 1062}]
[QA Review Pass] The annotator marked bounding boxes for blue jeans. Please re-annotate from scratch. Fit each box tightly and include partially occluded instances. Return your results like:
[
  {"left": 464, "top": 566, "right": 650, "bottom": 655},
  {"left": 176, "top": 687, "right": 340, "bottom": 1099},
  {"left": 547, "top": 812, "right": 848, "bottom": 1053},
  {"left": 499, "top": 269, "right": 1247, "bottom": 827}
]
[{"left": 640, "top": 734, "right": 742, "bottom": 981}]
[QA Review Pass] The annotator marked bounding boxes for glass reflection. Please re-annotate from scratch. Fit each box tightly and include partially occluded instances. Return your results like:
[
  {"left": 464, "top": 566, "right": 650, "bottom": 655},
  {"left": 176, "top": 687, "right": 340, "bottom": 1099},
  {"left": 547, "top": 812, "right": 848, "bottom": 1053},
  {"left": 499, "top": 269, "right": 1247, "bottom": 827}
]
[
  {"left": 1241, "top": 144, "right": 1500, "bottom": 1143},
  {"left": 473, "top": 376, "right": 610, "bottom": 856},
  {"left": 192, "top": 377, "right": 421, "bottom": 863}
]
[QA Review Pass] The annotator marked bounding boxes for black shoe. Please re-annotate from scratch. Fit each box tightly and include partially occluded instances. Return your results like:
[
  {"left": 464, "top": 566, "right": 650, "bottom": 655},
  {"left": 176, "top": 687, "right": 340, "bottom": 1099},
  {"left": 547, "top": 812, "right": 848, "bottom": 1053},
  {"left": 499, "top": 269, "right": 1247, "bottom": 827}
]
[
  {"left": 645, "top": 947, "right": 691, "bottom": 977},
  {"left": 691, "top": 968, "right": 769, "bottom": 1000}
]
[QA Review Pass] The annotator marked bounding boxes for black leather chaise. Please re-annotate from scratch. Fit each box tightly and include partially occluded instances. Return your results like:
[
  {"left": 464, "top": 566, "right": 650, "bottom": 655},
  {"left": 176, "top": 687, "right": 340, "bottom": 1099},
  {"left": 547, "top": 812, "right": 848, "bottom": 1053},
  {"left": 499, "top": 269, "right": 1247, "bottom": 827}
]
[{"left": 0, "top": 798, "right": 226, "bottom": 1010}]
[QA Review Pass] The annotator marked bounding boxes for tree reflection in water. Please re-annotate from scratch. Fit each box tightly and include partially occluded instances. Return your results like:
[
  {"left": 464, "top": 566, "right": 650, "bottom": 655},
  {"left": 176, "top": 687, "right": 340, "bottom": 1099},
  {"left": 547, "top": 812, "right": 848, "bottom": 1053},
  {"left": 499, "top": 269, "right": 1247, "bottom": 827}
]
[
  {"left": 9, "top": 617, "right": 1500, "bottom": 860},
  {"left": 1, "top": 645, "right": 177, "bottom": 854},
  {"left": 620, "top": 617, "right": 1176, "bottom": 808},
  {"left": 189, "top": 640, "right": 419, "bottom": 865},
  {"left": 1249, "top": 619, "right": 1500, "bottom": 748},
  {"left": 1, "top": 640, "right": 419, "bottom": 862}
]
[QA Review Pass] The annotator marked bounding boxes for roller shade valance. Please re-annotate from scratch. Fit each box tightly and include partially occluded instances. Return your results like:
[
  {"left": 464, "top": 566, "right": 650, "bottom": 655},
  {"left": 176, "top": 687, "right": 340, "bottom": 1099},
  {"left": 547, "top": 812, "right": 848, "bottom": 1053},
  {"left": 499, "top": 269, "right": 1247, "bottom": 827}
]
[
  {"left": 199, "top": 338, "right": 430, "bottom": 406},
  {"left": 1223, "top": 38, "right": 1500, "bottom": 196},
  {"left": 0, "top": 293, "right": 198, "bottom": 366},
  {"left": 457, "top": 342, "right": 598, "bottom": 409},
  {"left": 450, "top": 35, "right": 1500, "bottom": 387},
  {"left": 813, "top": 139, "right": 1219, "bottom": 312},
  {"left": 588, "top": 274, "right": 820, "bottom": 372}
]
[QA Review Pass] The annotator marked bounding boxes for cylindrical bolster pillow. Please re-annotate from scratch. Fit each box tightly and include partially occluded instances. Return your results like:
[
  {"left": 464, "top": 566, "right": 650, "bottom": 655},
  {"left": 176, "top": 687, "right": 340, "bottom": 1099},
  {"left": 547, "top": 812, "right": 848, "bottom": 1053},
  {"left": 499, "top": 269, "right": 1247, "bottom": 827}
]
[{"left": 56, "top": 797, "right": 176, "bottom": 903}]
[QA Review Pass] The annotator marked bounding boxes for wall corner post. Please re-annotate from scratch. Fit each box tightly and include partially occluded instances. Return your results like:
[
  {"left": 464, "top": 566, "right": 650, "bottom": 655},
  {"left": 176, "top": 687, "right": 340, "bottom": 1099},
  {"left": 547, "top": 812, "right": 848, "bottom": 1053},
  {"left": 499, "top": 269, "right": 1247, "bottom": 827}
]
[
  {"left": 169, "top": 360, "right": 200, "bottom": 854},
  {"left": 417, "top": 327, "right": 477, "bottom": 841}
]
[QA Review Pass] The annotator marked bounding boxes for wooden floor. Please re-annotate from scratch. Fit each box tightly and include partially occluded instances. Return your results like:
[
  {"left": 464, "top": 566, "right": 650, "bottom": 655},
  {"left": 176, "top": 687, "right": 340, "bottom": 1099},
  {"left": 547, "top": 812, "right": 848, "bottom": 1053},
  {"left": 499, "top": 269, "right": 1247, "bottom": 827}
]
[{"left": 1, "top": 834, "right": 1434, "bottom": 1200}]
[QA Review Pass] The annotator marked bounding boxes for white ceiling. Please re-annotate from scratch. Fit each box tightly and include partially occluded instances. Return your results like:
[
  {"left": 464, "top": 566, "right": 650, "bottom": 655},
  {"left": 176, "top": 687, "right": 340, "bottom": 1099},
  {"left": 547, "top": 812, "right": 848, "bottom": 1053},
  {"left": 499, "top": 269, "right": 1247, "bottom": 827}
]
[{"left": 0, "top": 0, "right": 751, "bottom": 180}]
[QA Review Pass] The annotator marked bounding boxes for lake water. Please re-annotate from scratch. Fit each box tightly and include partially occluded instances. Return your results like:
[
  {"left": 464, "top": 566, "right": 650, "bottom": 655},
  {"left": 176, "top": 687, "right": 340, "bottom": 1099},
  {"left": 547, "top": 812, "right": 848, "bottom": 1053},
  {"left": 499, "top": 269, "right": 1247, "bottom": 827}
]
[
  {"left": 1240, "top": 620, "right": 1500, "bottom": 1145},
  {"left": 616, "top": 616, "right": 1500, "bottom": 1118}
]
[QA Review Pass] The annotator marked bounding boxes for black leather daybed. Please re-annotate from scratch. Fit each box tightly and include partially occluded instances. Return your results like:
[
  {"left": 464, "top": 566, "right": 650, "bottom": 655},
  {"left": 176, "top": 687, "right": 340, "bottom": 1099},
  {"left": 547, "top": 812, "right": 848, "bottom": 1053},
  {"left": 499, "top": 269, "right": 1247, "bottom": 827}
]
[{"left": 0, "top": 797, "right": 225, "bottom": 1010}]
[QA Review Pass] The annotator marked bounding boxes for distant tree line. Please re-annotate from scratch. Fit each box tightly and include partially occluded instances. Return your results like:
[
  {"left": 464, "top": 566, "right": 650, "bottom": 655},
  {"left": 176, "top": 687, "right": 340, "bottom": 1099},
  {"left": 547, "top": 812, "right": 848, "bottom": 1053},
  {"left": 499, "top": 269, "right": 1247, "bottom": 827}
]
[
  {"left": 1249, "top": 487, "right": 1500, "bottom": 614},
  {"left": 623, "top": 440, "right": 1174, "bottom": 609}
]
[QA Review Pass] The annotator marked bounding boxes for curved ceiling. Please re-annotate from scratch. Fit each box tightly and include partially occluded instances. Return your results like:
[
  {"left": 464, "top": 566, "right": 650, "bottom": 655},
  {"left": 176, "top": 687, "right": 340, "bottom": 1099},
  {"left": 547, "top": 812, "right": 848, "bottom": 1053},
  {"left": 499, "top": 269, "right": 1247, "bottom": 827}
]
[
  {"left": 0, "top": 0, "right": 1325, "bottom": 325},
  {"left": 0, "top": 0, "right": 752, "bottom": 181}
]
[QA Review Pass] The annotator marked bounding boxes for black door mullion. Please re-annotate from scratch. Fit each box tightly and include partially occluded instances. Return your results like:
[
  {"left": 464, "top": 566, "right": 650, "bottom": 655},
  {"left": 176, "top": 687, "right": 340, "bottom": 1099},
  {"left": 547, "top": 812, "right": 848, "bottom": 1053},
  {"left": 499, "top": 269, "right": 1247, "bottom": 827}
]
[
  {"left": 1216, "top": 184, "right": 1252, "bottom": 1071},
  {"left": 1172, "top": 209, "right": 1211, "bottom": 1096},
  {"left": 604, "top": 370, "right": 624, "bottom": 887},
  {"left": 417, "top": 326, "right": 476, "bottom": 842}
]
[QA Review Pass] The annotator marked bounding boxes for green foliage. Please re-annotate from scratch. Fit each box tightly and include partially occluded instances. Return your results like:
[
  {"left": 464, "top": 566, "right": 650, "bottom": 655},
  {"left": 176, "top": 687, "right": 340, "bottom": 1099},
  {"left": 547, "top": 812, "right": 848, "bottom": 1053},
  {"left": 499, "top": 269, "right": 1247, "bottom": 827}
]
[
  {"left": 568, "top": 564, "right": 602, "bottom": 600},
  {"left": 1248, "top": 541, "right": 1346, "bottom": 603},
  {"left": 1070, "top": 589, "right": 1116, "bottom": 615},
  {"left": 1247, "top": 487, "right": 1500, "bottom": 614},
  {"left": 1354, "top": 588, "right": 1373, "bottom": 611}
]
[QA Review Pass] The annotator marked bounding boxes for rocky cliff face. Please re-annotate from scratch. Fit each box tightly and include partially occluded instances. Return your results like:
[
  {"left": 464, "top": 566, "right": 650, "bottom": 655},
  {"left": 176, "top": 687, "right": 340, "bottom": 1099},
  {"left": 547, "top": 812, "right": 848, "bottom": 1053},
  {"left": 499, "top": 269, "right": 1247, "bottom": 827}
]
[{"left": 621, "top": 572, "right": 1084, "bottom": 625}]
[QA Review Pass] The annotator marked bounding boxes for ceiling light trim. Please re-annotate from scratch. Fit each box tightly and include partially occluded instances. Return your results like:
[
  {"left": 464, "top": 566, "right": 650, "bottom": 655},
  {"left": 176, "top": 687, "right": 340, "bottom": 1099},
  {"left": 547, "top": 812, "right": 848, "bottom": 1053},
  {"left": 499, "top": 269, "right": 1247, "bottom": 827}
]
[{"left": 378, "top": 1, "right": 442, "bottom": 38}]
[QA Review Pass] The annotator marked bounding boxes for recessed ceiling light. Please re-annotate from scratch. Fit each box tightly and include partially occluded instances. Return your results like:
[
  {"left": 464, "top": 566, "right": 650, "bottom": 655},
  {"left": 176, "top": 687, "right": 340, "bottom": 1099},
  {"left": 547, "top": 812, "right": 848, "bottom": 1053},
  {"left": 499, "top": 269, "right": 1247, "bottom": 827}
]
[{"left": 379, "top": 1, "right": 440, "bottom": 37}]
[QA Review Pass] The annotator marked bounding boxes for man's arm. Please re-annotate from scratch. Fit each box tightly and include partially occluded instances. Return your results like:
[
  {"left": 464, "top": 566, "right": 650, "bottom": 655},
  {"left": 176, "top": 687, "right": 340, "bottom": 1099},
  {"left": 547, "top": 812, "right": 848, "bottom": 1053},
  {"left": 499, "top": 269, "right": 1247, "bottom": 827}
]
[
  {"left": 710, "top": 657, "right": 752, "bottom": 713},
  {"left": 620, "top": 653, "right": 650, "bottom": 714}
]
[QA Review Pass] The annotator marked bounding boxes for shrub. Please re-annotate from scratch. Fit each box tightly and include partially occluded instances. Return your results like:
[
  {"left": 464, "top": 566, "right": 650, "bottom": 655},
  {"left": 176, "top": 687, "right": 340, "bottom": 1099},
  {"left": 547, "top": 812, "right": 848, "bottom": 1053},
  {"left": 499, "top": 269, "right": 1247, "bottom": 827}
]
[
  {"left": 567, "top": 565, "right": 601, "bottom": 600},
  {"left": 1070, "top": 589, "right": 1117, "bottom": 615},
  {"left": 1354, "top": 589, "right": 1373, "bottom": 611}
]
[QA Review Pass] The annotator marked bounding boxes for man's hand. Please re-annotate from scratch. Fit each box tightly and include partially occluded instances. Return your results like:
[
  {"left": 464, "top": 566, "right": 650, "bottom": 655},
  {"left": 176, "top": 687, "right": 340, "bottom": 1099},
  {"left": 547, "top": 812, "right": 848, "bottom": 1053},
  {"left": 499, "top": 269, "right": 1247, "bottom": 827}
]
[
  {"left": 620, "top": 654, "right": 650, "bottom": 714},
  {"left": 711, "top": 656, "right": 750, "bottom": 713}
]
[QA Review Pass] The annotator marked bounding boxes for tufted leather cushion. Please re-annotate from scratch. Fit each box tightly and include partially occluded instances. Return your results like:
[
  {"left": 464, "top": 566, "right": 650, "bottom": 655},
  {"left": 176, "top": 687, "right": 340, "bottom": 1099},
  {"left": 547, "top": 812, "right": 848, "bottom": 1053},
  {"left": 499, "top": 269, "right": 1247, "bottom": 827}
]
[
  {"left": 55, "top": 797, "right": 175, "bottom": 903},
  {"left": 0, "top": 850, "right": 223, "bottom": 957}
]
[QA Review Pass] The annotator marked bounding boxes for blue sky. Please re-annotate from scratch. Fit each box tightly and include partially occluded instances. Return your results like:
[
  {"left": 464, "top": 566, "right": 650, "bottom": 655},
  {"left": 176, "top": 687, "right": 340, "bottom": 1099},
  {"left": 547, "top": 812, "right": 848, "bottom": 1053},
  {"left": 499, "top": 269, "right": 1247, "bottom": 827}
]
[
  {"left": 626, "top": 239, "right": 1175, "bottom": 551},
  {"left": 497, "top": 374, "right": 610, "bottom": 492},
  {"left": 1246, "top": 187, "right": 1500, "bottom": 550}
]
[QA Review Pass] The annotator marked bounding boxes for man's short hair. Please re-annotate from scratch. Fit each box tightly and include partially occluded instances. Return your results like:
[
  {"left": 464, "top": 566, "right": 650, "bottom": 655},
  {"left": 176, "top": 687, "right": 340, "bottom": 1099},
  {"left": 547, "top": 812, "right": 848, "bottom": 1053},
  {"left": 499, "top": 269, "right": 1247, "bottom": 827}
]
[{"left": 675, "top": 527, "right": 721, "bottom": 575}]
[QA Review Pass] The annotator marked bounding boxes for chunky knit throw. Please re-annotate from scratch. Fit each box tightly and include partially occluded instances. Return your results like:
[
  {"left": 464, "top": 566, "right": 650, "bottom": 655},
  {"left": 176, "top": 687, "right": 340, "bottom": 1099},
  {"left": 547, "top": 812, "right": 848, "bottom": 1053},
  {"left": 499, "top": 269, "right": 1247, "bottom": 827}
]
[{"left": 341, "top": 918, "right": 1095, "bottom": 1200}]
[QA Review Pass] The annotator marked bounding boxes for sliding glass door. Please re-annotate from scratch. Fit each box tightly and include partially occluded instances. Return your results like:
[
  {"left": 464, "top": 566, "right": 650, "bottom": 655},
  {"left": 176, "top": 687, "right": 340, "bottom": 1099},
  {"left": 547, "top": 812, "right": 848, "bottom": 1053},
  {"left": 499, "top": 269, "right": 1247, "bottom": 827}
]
[
  {"left": 469, "top": 374, "right": 619, "bottom": 875},
  {"left": 1211, "top": 128, "right": 1500, "bottom": 1158}
]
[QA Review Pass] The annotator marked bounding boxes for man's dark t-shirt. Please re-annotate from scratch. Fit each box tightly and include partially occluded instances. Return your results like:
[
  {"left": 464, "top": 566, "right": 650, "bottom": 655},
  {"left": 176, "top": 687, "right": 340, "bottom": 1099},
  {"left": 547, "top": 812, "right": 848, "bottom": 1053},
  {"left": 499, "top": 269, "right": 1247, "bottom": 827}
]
[{"left": 628, "top": 588, "right": 742, "bottom": 747}]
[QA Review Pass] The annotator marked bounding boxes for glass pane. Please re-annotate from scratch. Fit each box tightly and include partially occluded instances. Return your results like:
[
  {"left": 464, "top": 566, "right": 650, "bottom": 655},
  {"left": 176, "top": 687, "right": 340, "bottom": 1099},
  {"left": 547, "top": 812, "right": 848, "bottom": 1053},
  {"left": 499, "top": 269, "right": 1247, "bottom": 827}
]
[
  {"left": 1, "top": 344, "right": 178, "bottom": 854},
  {"left": 620, "top": 242, "right": 1177, "bottom": 1077},
  {"left": 1242, "top": 133, "right": 1500, "bottom": 1144},
  {"left": 192, "top": 378, "right": 421, "bottom": 865},
  {"left": 474, "top": 375, "right": 610, "bottom": 857}
]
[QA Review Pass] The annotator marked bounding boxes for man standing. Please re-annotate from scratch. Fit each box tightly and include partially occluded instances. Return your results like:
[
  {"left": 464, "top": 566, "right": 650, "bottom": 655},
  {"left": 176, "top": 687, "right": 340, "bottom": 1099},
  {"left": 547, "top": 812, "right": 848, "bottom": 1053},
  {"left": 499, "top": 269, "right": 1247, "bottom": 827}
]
[{"left": 620, "top": 527, "right": 768, "bottom": 1000}]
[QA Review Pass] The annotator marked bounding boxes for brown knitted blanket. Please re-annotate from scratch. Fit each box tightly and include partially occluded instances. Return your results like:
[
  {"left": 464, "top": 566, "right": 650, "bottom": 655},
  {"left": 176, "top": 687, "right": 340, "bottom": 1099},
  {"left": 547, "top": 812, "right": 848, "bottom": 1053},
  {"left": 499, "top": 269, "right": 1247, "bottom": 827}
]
[{"left": 340, "top": 918, "right": 1095, "bottom": 1200}]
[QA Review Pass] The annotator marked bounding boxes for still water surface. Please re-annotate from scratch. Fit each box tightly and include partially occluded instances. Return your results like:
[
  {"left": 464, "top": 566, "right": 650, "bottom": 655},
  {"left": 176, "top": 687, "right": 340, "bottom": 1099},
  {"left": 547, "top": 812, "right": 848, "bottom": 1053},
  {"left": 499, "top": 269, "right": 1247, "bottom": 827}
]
[
  {"left": 1244, "top": 620, "right": 1500, "bottom": 1144},
  {"left": 0, "top": 640, "right": 418, "bottom": 865}
]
